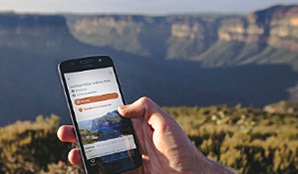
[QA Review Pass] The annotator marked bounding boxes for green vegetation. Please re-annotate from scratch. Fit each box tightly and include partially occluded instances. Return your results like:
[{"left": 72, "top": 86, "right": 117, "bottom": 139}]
[
  {"left": 0, "top": 104, "right": 297, "bottom": 173},
  {"left": 0, "top": 115, "right": 81, "bottom": 174},
  {"left": 164, "top": 105, "right": 298, "bottom": 173}
]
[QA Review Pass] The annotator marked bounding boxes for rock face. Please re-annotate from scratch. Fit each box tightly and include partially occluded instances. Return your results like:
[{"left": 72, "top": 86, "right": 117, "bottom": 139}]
[
  {"left": 66, "top": 15, "right": 220, "bottom": 59},
  {"left": 1, "top": 5, "right": 298, "bottom": 126},
  {"left": 218, "top": 5, "right": 298, "bottom": 52},
  {"left": 0, "top": 14, "right": 74, "bottom": 54},
  {"left": 66, "top": 5, "right": 298, "bottom": 69},
  {"left": 67, "top": 16, "right": 147, "bottom": 56},
  {"left": 0, "top": 12, "right": 120, "bottom": 126},
  {"left": 253, "top": 5, "right": 298, "bottom": 51}
]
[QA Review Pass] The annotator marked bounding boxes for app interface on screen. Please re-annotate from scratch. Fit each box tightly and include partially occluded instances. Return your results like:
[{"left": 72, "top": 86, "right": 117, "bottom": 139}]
[{"left": 64, "top": 67, "right": 136, "bottom": 161}]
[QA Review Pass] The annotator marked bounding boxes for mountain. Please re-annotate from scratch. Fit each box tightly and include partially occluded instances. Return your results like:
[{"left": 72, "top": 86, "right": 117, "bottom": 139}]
[
  {"left": 65, "top": 4, "right": 298, "bottom": 102},
  {"left": 0, "top": 5, "right": 298, "bottom": 126},
  {"left": 0, "top": 13, "right": 181, "bottom": 125},
  {"left": 66, "top": 5, "right": 298, "bottom": 68},
  {"left": 196, "top": 5, "right": 298, "bottom": 69},
  {"left": 65, "top": 14, "right": 221, "bottom": 60}
]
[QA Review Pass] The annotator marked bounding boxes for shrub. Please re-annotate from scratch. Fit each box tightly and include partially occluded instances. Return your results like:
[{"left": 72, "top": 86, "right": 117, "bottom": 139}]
[
  {"left": 0, "top": 115, "right": 73, "bottom": 174},
  {"left": 164, "top": 105, "right": 298, "bottom": 173},
  {"left": 0, "top": 104, "right": 297, "bottom": 173}
]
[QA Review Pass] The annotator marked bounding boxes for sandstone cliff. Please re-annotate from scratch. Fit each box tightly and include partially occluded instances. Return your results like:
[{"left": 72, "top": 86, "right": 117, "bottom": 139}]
[
  {"left": 1, "top": 6, "right": 298, "bottom": 125},
  {"left": 66, "top": 5, "right": 298, "bottom": 69}
]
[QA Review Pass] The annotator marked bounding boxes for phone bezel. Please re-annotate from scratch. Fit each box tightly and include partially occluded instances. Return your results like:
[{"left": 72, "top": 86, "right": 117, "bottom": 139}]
[{"left": 58, "top": 55, "right": 142, "bottom": 173}]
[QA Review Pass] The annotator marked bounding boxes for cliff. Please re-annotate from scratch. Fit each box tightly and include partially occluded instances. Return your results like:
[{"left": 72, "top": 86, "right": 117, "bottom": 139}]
[
  {"left": 1, "top": 5, "right": 298, "bottom": 126},
  {"left": 66, "top": 5, "right": 298, "bottom": 69},
  {"left": 208, "top": 5, "right": 298, "bottom": 67},
  {"left": 0, "top": 14, "right": 76, "bottom": 54},
  {"left": 218, "top": 5, "right": 298, "bottom": 50},
  {"left": 66, "top": 14, "right": 221, "bottom": 59}
]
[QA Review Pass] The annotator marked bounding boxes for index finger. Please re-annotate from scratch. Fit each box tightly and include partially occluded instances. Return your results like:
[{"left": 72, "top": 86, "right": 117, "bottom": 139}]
[{"left": 57, "top": 125, "right": 77, "bottom": 143}]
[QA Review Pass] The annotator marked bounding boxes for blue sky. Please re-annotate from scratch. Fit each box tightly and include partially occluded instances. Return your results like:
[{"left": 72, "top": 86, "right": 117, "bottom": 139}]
[{"left": 0, "top": 0, "right": 297, "bottom": 14}]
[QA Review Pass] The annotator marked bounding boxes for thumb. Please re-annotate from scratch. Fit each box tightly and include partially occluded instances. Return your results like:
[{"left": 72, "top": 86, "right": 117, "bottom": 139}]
[
  {"left": 118, "top": 101, "right": 146, "bottom": 119},
  {"left": 118, "top": 97, "right": 171, "bottom": 128}
]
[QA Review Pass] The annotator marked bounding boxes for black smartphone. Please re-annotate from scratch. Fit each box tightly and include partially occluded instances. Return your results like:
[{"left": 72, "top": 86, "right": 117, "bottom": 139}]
[{"left": 58, "top": 55, "right": 142, "bottom": 174}]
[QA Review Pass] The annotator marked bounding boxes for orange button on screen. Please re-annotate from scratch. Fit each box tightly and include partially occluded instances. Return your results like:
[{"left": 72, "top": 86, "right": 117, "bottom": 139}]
[{"left": 75, "top": 92, "right": 119, "bottom": 105}]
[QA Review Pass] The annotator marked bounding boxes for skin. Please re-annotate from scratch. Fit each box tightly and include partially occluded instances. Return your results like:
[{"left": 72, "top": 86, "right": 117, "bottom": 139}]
[{"left": 57, "top": 97, "right": 234, "bottom": 174}]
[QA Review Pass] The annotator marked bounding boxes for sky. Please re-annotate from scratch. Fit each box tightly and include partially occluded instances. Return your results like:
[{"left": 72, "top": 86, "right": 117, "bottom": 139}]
[{"left": 0, "top": 0, "right": 298, "bottom": 15}]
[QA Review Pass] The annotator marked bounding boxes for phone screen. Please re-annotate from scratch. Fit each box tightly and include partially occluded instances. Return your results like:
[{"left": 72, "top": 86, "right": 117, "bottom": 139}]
[{"left": 59, "top": 56, "right": 141, "bottom": 173}]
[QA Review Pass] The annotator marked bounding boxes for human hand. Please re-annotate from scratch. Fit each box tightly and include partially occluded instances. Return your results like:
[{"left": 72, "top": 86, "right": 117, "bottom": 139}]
[{"left": 57, "top": 97, "right": 234, "bottom": 174}]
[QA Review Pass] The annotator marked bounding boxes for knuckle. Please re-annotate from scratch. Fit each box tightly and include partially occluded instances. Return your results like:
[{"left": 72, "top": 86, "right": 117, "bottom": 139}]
[{"left": 139, "top": 96, "right": 152, "bottom": 104}]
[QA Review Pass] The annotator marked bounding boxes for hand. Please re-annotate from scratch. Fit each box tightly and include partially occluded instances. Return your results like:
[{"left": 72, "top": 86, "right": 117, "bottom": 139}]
[{"left": 57, "top": 97, "right": 234, "bottom": 174}]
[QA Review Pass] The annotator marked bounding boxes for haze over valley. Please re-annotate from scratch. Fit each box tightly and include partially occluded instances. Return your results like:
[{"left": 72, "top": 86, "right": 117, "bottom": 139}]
[{"left": 1, "top": 5, "right": 298, "bottom": 126}]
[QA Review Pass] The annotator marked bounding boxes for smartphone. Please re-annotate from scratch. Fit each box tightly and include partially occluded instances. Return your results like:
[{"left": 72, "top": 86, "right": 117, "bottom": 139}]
[{"left": 58, "top": 55, "right": 142, "bottom": 174}]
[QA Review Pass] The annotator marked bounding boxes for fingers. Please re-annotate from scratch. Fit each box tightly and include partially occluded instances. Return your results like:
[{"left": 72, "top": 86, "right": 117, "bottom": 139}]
[
  {"left": 68, "top": 148, "right": 82, "bottom": 164},
  {"left": 57, "top": 125, "right": 77, "bottom": 143},
  {"left": 57, "top": 126, "right": 82, "bottom": 164},
  {"left": 118, "top": 96, "right": 170, "bottom": 127}
]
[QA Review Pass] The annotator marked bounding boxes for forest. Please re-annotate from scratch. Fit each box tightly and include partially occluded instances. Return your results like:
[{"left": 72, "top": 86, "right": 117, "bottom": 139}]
[{"left": 0, "top": 102, "right": 297, "bottom": 173}]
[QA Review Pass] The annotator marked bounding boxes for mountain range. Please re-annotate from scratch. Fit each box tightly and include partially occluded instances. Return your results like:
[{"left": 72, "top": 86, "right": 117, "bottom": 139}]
[
  {"left": 0, "top": 5, "right": 298, "bottom": 126},
  {"left": 67, "top": 5, "right": 298, "bottom": 68}
]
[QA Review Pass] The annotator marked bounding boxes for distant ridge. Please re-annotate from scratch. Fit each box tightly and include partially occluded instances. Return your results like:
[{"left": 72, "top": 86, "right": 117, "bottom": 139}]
[
  {"left": 66, "top": 5, "right": 298, "bottom": 68},
  {"left": 0, "top": 5, "right": 298, "bottom": 126}
]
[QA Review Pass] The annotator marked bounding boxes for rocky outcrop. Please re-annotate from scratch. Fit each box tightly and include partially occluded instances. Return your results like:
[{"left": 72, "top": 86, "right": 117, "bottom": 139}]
[
  {"left": 263, "top": 101, "right": 298, "bottom": 114},
  {"left": 66, "top": 5, "right": 298, "bottom": 65},
  {"left": 219, "top": 5, "right": 298, "bottom": 52},
  {"left": 66, "top": 15, "right": 220, "bottom": 59},
  {"left": 0, "top": 13, "right": 76, "bottom": 54},
  {"left": 0, "top": 8, "right": 298, "bottom": 126},
  {"left": 67, "top": 15, "right": 147, "bottom": 56}
]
